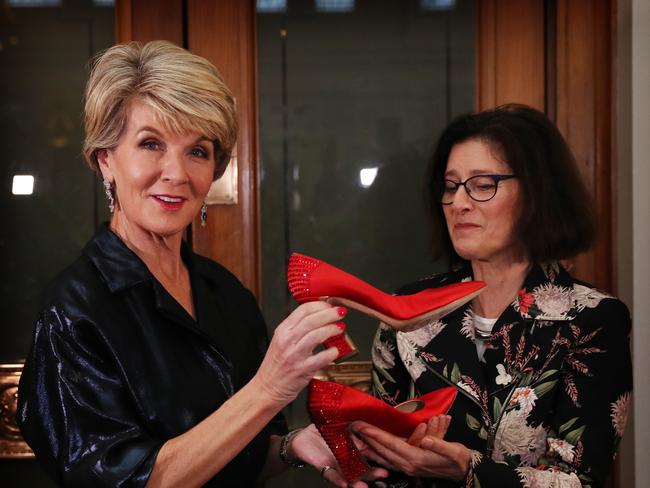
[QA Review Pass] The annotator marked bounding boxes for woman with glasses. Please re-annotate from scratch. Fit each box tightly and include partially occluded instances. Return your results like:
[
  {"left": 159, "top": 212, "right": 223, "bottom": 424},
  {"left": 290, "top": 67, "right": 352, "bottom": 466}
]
[{"left": 353, "top": 104, "right": 632, "bottom": 487}]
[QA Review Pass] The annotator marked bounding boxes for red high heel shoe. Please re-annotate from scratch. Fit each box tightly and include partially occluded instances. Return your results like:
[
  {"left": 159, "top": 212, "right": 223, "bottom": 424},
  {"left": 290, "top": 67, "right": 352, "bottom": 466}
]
[
  {"left": 308, "top": 379, "right": 457, "bottom": 482},
  {"left": 288, "top": 253, "right": 485, "bottom": 331},
  {"left": 322, "top": 331, "right": 358, "bottom": 363}
]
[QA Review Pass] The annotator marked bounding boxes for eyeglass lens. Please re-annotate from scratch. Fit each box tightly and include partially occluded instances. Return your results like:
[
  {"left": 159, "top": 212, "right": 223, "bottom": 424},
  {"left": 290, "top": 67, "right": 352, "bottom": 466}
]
[{"left": 437, "top": 175, "right": 501, "bottom": 204}]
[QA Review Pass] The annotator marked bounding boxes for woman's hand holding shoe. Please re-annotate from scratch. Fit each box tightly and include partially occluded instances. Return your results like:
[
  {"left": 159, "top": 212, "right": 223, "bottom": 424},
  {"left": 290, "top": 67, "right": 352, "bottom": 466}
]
[
  {"left": 350, "top": 415, "right": 472, "bottom": 482},
  {"left": 287, "top": 424, "right": 389, "bottom": 488},
  {"left": 254, "top": 302, "right": 346, "bottom": 406}
]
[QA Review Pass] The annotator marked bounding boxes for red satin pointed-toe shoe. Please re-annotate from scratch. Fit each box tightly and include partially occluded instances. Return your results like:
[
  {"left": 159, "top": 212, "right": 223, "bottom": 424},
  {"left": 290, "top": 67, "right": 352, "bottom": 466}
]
[
  {"left": 288, "top": 253, "right": 485, "bottom": 331},
  {"left": 308, "top": 379, "right": 457, "bottom": 482}
]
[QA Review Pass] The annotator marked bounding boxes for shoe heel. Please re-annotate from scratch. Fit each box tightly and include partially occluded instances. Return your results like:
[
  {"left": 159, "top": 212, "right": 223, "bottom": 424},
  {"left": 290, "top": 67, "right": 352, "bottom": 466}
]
[
  {"left": 317, "top": 422, "right": 369, "bottom": 482},
  {"left": 308, "top": 379, "right": 369, "bottom": 482},
  {"left": 323, "top": 332, "right": 358, "bottom": 363}
]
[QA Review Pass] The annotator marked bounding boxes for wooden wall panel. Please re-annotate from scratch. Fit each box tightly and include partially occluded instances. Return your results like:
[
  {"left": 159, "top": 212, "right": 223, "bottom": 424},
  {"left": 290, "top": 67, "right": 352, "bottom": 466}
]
[
  {"left": 115, "top": 0, "right": 183, "bottom": 45},
  {"left": 477, "top": 0, "right": 546, "bottom": 110},
  {"left": 554, "top": 0, "right": 613, "bottom": 291},
  {"left": 187, "top": 0, "right": 261, "bottom": 296},
  {"left": 477, "top": 0, "right": 614, "bottom": 293}
]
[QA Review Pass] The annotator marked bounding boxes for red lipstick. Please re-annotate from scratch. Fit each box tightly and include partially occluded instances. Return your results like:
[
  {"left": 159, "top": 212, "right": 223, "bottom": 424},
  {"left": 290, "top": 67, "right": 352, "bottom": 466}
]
[{"left": 153, "top": 194, "right": 186, "bottom": 211}]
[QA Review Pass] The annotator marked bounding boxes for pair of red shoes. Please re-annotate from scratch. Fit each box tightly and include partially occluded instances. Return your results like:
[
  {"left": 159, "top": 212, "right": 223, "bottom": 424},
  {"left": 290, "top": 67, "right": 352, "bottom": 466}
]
[
  {"left": 286, "top": 253, "right": 479, "bottom": 482},
  {"left": 287, "top": 253, "right": 485, "bottom": 361}
]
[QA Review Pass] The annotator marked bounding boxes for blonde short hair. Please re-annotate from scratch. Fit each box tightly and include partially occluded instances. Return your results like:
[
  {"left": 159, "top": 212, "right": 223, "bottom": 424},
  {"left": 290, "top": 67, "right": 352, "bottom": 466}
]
[{"left": 83, "top": 40, "right": 237, "bottom": 179}]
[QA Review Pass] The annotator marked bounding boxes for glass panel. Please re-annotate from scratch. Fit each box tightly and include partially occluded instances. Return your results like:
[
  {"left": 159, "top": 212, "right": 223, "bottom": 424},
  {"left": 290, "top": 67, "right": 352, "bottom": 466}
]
[
  {"left": 0, "top": 2, "right": 114, "bottom": 364},
  {"left": 257, "top": 2, "right": 474, "bottom": 484}
]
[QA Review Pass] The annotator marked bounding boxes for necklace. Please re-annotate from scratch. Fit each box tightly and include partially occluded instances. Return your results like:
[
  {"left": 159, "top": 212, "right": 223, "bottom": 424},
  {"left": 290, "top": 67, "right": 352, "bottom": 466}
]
[
  {"left": 472, "top": 309, "right": 497, "bottom": 340},
  {"left": 474, "top": 328, "right": 493, "bottom": 340}
]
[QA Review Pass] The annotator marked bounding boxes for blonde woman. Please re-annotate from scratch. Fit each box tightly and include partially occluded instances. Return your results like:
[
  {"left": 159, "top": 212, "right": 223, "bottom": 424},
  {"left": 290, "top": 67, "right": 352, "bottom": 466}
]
[{"left": 18, "top": 41, "right": 385, "bottom": 488}]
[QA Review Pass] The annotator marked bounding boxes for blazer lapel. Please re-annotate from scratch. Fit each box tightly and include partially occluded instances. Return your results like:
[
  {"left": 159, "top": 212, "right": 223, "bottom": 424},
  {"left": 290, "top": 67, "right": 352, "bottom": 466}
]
[
  {"left": 482, "top": 263, "right": 577, "bottom": 403},
  {"left": 411, "top": 263, "right": 578, "bottom": 420},
  {"left": 151, "top": 280, "right": 217, "bottom": 345},
  {"left": 402, "top": 296, "right": 491, "bottom": 417}
]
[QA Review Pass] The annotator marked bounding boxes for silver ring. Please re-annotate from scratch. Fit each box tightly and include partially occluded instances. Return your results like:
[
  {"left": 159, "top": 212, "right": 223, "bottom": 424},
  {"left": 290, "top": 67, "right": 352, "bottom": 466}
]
[{"left": 320, "top": 465, "right": 334, "bottom": 478}]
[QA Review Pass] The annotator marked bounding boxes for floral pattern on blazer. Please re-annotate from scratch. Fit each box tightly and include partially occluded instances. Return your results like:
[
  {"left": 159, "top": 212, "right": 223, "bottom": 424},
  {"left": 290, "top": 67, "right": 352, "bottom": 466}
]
[{"left": 371, "top": 262, "right": 632, "bottom": 488}]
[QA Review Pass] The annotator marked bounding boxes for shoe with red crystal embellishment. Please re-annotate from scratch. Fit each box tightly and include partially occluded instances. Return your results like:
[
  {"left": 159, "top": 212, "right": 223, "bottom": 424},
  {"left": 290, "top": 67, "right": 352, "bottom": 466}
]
[
  {"left": 307, "top": 379, "right": 457, "bottom": 483},
  {"left": 287, "top": 253, "right": 485, "bottom": 332},
  {"left": 322, "top": 331, "right": 358, "bottom": 363}
]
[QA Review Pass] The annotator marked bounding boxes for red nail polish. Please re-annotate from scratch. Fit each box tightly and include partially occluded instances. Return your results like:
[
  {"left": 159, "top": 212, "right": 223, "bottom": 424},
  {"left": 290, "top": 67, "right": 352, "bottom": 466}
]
[
  {"left": 337, "top": 321, "right": 346, "bottom": 330},
  {"left": 337, "top": 306, "right": 347, "bottom": 317}
]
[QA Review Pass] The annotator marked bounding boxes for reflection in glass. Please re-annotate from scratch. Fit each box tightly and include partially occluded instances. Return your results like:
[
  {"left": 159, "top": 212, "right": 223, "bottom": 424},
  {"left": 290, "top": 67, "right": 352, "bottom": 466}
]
[
  {"left": 315, "top": 0, "right": 355, "bottom": 12},
  {"left": 7, "top": 0, "right": 61, "bottom": 7},
  {"left": 359, "top": 167, "right": 378, "bottom": 188},
  {"left": 257, "top": 0, "right": 287, "bottom": 13},
  {"left": 259, "top": 0, "right": 475, "bottom": 343},
  {"left": 421, "top": 0, "right": 457, "bottom": 11},
  {"left": 258, "top": 9, "right": 474, "bottom": 484},
  {"left": 0, "top": 2, "right": 114, "bottom": 362},
  {"left": 12, "top": 175, "right": 35, "bottom": 195}
]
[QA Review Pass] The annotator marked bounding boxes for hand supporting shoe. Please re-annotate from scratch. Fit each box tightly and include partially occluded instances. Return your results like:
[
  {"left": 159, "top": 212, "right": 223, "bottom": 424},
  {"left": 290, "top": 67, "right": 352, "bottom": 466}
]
[
  {"left": 308, "top": 379, "right": 457, "bottom": 482},
  {"left": 288, "top": 253, "right": 485, "bottom": 331}
]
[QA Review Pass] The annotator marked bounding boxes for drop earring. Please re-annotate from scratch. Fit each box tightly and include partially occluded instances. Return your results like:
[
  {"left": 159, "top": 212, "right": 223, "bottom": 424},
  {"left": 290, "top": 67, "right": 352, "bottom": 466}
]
[
  {"left": 103, "top": 177, "right": 115, "bottom": 213},
  {"left": 200, "top": 202, "right": 208, "bottom": 227}
]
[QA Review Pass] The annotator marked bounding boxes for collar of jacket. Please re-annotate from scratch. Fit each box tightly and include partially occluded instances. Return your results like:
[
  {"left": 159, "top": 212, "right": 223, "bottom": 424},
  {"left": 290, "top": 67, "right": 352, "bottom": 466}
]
[
  {"left": 83, "top": 225, "right": 212, "bottom": 295},
  {"left": 404, "top": 261, "right": 579, "bottom": 421},
  {"left": 82, "top": 226, "right": 234, "bottom": 364},
  {"left": 443, "top": 260, "right": 578, "bottom": 324}
]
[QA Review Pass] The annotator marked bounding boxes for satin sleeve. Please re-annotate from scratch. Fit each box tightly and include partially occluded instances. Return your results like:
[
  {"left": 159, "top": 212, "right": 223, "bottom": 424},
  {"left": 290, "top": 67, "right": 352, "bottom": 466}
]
[{"left": 18, "top": 305, "right": 161, "bottom": 488}]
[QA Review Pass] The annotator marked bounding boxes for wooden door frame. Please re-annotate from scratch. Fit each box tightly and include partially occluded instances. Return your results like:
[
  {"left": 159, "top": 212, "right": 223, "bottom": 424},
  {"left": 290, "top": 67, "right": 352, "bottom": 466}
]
[
  {"left": 477, "top": 0, "right": 616, "bottom": 294},
  {"left": 476, "top": 2, "right": 618, "bottom": 485}
]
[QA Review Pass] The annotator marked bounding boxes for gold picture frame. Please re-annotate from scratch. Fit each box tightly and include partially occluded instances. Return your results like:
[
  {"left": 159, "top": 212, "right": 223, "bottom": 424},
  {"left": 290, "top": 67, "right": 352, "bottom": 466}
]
[
  {"left": 0, "top": 363, "right": 33, "bottom": 458},
  {"left": 205, "top": 148, "right": 238, "bottom": 205},
  {"left": 314, "top": 361, "right": 373, "bottom": 392}
]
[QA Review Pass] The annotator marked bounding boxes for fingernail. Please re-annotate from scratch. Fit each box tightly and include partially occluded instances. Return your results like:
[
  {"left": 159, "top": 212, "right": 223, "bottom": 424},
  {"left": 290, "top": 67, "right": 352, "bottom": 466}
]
[
  {"left": 337, "top": 321, "right": 346, "bottom": 330},
  {"left": 337, "top": 306, "right": 347, "bottom": 317}
]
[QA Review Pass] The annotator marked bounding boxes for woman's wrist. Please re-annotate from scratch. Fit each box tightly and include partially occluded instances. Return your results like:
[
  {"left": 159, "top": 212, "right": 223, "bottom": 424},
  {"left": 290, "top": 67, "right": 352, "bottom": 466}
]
[
  {"left": 279, "top": 429, "right": 305, "bottom": 468},
  {"left": 248, "top": 374, "right": 292, "bottom": 411}
]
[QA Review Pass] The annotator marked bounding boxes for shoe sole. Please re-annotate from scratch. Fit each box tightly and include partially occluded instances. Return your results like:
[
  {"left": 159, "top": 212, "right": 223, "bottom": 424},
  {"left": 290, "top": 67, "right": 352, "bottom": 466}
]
[{"left": 322, "top": 287, "right": 484, "bottom": 332}]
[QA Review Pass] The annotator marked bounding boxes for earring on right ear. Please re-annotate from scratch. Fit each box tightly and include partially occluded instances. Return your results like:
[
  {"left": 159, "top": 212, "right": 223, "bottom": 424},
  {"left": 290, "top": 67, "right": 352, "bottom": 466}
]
[
  {"left": 103, "top": 178, "right": 115, "bottom": 213},
  {"left": 200, "top": 202, "right": 208, "bottom": 227}
]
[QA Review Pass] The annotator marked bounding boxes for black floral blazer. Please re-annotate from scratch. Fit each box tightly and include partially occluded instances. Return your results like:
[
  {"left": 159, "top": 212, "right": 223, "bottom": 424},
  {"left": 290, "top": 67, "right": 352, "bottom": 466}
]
[{"left": 371, "top": 262, "right": 632, "bottom": 488}]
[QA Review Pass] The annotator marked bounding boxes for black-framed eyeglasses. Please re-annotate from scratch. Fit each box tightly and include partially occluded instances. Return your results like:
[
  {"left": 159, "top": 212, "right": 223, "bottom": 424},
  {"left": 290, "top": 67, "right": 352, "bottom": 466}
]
[{"left": 433, "top": 174, "right": 517, "bottom": 204}]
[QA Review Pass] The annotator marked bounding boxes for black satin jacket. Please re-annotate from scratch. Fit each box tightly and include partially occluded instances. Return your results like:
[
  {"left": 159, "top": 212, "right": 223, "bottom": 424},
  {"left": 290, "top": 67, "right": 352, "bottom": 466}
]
[{"left": 18, "top": 227, "right": 286, "bottom": 487}]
